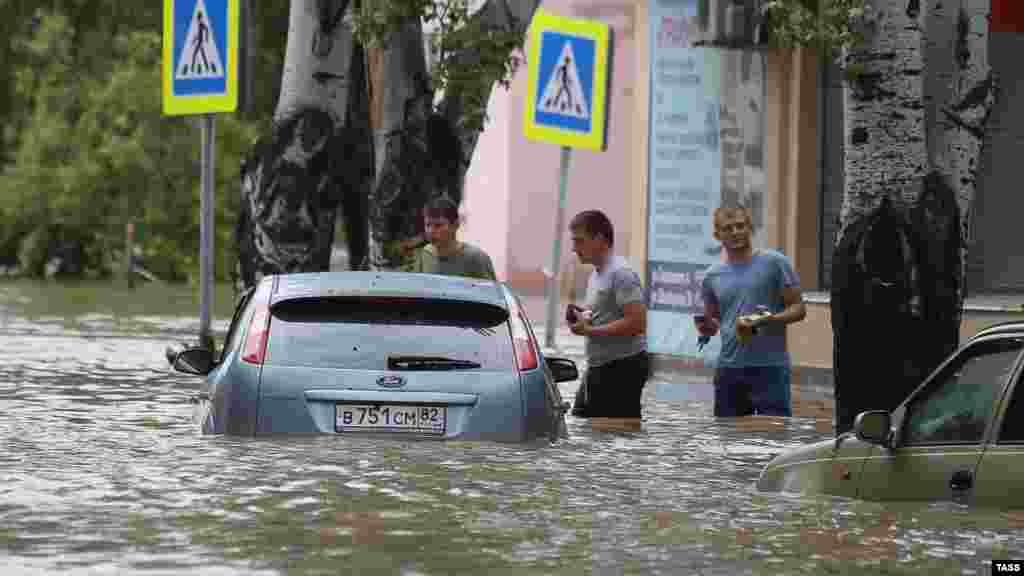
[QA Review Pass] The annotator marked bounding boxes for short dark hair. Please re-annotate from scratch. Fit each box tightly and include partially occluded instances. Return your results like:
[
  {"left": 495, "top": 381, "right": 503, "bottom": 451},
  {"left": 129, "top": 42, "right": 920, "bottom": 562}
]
[
  {"left": 569, "top": 210, "right": 614, "bottom": 246},
  {"left": 424, "top": 197, "right": 460, "bottom": 225}
]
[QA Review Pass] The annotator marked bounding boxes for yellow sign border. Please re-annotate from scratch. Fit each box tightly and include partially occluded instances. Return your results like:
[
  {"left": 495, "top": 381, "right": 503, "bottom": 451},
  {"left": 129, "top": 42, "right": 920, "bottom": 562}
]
[
  {"left": 162, "top": 0, "right": 239, "bottom": 116},
  {"left": 523, "top": 9, "right": 610, "bottom": 151}
]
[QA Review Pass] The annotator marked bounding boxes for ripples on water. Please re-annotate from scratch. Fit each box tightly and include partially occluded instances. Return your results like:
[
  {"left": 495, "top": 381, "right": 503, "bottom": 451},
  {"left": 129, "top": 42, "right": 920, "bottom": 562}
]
[{"left": 0, "top": 282, "right": 1022, "bottom": 575}]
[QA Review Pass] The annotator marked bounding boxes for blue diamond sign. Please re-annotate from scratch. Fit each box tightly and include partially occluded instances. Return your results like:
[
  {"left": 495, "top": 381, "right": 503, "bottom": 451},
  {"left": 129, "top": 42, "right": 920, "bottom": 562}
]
[
  {"left": 523, "top": 9, "right": 611, "bottom": 151},
  {"left": 163, "top": 0, "right": 239, "bottom": 115}
]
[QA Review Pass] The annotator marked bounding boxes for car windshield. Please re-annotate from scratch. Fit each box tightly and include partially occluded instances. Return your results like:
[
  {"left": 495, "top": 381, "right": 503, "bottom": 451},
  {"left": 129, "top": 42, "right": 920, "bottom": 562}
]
[
  {"left": 265, "top": 297, "right": 515, "bottom": 370},
  {"left": 904, "top": 337, "right": 1023, "bottom": 444}
]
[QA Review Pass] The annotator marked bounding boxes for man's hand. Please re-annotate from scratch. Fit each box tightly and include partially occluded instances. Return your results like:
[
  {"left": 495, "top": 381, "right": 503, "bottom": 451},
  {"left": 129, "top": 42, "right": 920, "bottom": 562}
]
[
  {"left": 694, "top": 314, "right": 720, "bottom": 336},
  {"left": 569, "top": 309, "right": 593, "bottom": 336},
  {"left": 398, "top": 235, "right": 427, "bottom": 255},
  {"left": 569, "top": 319, "right": 590, "bottom": 336},
  {"left": 736, "top": 316, "right": 757, "bottom": 345}
]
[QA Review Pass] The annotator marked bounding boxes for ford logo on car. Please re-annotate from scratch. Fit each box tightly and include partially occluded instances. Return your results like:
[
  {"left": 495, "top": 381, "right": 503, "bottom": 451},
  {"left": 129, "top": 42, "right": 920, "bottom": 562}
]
[{"left": 377, "top": 375, "right": 406, "bottom": 388}]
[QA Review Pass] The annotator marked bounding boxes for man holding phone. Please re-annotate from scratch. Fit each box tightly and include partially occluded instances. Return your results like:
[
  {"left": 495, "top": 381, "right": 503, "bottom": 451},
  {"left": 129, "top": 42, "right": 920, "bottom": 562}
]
[
  {"left": 566, "top": 210, "right": 649, "bottom": 419},
  {"left": 696, "top": 204, "right": 806, "bottom": 417}
]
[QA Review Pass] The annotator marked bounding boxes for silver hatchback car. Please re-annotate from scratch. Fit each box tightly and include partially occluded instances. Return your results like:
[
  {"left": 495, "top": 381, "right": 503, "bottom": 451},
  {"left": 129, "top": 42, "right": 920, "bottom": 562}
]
[{"left": 168, "top": 272, "right": 577, "bottom": 442}]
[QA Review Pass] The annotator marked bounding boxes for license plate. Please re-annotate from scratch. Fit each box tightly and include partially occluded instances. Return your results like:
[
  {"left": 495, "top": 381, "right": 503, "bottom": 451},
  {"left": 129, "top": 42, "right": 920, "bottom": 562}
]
[{"left": 335, "top": 404, "right": 446, "bottom": 435}]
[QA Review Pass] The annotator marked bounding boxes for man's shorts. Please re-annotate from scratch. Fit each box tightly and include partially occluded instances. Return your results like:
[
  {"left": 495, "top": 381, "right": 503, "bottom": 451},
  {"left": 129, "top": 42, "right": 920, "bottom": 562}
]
[
  {"left": 579, "top": 351, "right": 650, "bottom": 418},
  {"left": 713, "top": 365, "right": 792, "bottom": 417}
]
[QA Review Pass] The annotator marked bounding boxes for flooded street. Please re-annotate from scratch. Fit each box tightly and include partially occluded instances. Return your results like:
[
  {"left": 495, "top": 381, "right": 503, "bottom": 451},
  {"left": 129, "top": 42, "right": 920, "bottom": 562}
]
[{"left": 0, "top": 280, "right": 1021, "bottom": 575}]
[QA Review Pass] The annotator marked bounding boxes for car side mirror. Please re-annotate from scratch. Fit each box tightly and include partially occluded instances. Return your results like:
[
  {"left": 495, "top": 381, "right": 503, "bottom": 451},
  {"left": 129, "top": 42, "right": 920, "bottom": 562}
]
[
  {"left": 854, "top": 410, "right": 892, "bottom": 447},
  {"left": 172, "top": 348, "right": 215, "bottom": 376},
  {"left": 545, "top": 357, "right": 579, "bottom": 383}
]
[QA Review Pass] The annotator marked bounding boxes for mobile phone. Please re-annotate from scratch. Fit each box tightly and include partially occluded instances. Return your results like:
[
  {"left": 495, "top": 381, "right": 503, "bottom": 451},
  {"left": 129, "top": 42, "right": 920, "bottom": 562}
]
[{"left": 566, "top": 304, "right": 582, "bottom": 324}]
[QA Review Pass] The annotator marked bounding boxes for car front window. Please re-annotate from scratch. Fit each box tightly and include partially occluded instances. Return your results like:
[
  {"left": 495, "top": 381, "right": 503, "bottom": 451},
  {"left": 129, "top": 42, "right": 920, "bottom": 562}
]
[{"left": 903, "top": 337, "right": 1023, "bottom": 445}]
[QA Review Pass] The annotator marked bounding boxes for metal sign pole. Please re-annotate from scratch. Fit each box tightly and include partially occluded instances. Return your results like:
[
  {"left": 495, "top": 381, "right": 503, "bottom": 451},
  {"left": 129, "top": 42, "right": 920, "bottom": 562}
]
[
  {"left": 544, "top": 146, "right": 572, "bottom": 350},
  {"left": 199, "top": 113, "right": 216, "bottom": 351}
]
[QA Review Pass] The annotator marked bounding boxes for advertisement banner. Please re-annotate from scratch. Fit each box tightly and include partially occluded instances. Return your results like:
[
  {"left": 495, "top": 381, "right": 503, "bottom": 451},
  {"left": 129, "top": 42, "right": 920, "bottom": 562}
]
[
  {"left": 645, "top": 0, "right": 767, "bottom": 365},
  {"left": 646, "top": 0, "right": 721, "bottom": 362}
]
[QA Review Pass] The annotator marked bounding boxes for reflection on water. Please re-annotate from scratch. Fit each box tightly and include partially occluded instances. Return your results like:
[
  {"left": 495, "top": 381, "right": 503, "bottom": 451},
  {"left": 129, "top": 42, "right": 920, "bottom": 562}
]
[{"left": 0, "top": 280, "right": 1021, "bottom": 574}]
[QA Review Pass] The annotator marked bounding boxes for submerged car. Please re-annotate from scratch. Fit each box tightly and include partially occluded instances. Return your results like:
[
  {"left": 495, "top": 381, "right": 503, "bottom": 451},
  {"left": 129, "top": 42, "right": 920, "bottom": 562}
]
[
  {"left": 168, "top": 271, "right": 577, "bottom": 442},
  {"left": 758, "top": 320, "right": 1024, "bottom": 507}
]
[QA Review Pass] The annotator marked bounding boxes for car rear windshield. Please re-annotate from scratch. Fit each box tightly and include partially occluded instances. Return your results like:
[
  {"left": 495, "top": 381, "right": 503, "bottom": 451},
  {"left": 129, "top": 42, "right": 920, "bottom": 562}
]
[{"left": 265, "top": 297, "right": 515, "bottom": 370}]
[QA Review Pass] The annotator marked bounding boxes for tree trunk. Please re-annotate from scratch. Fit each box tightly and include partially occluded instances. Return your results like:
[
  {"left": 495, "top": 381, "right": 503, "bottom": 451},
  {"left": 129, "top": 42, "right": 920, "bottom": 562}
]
[
  {"left": 840, "top": 0, "right": 927, "bottom": 226},
  {"left": 832, "top": 0, "right": 928, "bottom": 434},
  {"left": 235, "top": 0, "right": 372, "bottom": 289},
  {"left": 943, "top": 0, "right": 998, "bottom": 311},
  {"left": 831, "top": 0, "right": 1000, "bottom": 436},
  {"left": 365, "top": 18, "right": 432, "bottom": 269}
]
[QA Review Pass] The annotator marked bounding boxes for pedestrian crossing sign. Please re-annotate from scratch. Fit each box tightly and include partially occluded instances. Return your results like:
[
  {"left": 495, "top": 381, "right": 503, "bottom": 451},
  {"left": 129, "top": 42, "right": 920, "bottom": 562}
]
[
  {"left": 163, "top": 0, "right": 238, "bottom": 116},
  {"left": 523, "top": 9, "right": 611, "bottom": 151}
]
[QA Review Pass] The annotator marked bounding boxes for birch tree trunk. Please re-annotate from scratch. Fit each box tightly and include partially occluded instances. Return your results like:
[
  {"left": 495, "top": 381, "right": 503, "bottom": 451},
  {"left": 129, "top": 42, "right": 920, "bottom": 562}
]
[
  {"left": 365, "top": 18, "right": 432, "bottom": 269},
  {"left": 839, "top": 0, "right": 927, "bottom": 226},
  {"left": 830, "top": 0, "right": 999, "bottom": 436},
  {"left": 831, "top": 0, "right": 927, "bottom": 435},
  {"left": 943, "top": 0, "right": 998, "bottom": 312},
  {"left": 235, "top": 0, "right": 372, "bottom": 289}
]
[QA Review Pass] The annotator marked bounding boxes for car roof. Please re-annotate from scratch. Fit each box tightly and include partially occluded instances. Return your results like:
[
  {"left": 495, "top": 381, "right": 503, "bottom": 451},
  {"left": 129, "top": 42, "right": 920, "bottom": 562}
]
[
  {"left": 268, "top": 271, "right": 509, "bottom": 309},
  {"left": 972, "top": 320, "right": 1024, "bottom": 341}
]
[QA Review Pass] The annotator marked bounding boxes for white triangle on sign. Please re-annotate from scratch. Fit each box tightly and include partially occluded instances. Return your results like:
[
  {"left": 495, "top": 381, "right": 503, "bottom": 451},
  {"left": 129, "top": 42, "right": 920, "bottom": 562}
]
[
  {"left": 537, "top": 41, "right": 590, "bottom": 120},
  {"left": 175, "top": 0, "right": 225, "bottom": 80}
]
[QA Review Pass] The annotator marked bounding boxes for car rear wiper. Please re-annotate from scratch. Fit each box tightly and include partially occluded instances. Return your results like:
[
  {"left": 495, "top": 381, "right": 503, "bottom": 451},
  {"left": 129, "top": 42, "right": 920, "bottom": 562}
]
[{"left": 387, "top": 356, "right": 482, "bottom": 370}]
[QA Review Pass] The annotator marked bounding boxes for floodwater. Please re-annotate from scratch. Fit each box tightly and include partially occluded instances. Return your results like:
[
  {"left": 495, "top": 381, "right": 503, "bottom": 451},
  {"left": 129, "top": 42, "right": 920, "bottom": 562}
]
[{"left": 0, "top": 280, "right": 1021, "bottom": 575}]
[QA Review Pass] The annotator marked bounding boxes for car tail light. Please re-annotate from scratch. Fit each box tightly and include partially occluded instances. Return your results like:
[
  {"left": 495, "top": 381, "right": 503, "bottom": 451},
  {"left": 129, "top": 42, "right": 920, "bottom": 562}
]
[
  {"left": 508, "top": 298, "right": 539, "bottom": 372},
  {"left": 241, "top": 280, "right": 273, "bottom": 365}
]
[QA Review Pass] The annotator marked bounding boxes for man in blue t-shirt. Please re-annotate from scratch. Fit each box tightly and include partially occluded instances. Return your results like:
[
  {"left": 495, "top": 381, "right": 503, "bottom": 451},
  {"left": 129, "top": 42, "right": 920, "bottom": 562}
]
[{"left": 695, "top": 204, "right": 806, "bottom": 417}]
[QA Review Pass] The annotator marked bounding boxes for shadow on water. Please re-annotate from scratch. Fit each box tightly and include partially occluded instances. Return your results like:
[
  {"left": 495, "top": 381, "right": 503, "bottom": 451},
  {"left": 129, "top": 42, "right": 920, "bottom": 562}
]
[{"left": 0, "top": 280, "right": 1021, "bottom": 574}]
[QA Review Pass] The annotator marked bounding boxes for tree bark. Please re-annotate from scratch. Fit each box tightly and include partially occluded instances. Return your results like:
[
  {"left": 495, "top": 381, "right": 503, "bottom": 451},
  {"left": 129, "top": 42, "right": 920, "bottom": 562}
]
[
  {"left": 943, "top": 0, "right": 998, "bottom": 311},
  {"left": 839, "top": 0, "right": 927, "bottom": 229},
  {"left": 365, "top": 17, "right": 432, "bottom": 269},
  {"left": 235, "top": 0, "right": 372, "bottom": 289}
]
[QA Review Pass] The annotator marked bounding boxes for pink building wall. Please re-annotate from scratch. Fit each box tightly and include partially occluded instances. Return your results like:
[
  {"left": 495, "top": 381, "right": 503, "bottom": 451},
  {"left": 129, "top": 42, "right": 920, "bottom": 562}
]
[{"left": 463, "top": 0, "right": 637, "bottom": 295}]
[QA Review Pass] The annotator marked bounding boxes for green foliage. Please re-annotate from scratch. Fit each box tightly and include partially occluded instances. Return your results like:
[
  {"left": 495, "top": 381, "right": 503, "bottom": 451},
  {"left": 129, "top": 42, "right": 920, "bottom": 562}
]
[
  {"left": 352, "top": 0, "right": 527, "bottom": 131},
  {"left": 764, "top": 0, "right": 871, "bottom": 59},
  {"left": 0, "top": 9, "right": 263, "bottom": 281}
]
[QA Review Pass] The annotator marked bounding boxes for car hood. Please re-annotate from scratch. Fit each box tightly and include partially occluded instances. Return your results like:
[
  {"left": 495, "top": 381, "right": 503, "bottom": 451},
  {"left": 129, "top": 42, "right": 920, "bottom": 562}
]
[
  {"left": 764, "top": 438, "right": 838, "bottom": 469},
  {"left": 757, "top": 433, "right": 875, "bottom": 494}
]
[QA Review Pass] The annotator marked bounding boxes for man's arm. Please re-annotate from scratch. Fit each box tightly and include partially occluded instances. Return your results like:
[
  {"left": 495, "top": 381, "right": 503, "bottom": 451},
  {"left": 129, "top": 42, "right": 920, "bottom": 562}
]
[
  {"left": 584, "top": 301, "right": 646, "bottom": 337},
  {"left": 768, "top": 286, "right": 806, "bottom": 326},
  {"left": 571, "top": 269, "right": 647, "bottom": 337}
]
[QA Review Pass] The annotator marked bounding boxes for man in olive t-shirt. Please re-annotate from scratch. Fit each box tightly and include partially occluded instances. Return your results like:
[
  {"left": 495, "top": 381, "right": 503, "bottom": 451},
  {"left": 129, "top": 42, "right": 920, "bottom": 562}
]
[{"left": 411, "top": 197, "right": 497, "bottom": 281}]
